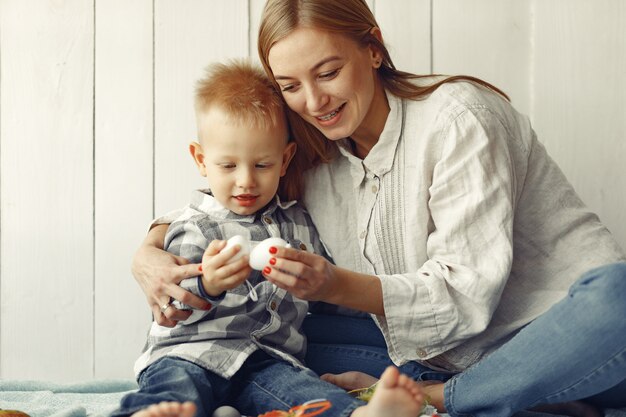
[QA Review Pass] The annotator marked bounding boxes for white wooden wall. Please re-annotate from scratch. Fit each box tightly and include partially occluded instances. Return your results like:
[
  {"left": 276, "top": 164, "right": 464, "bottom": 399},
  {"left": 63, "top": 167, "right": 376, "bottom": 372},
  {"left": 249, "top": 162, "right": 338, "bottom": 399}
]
[{"left": 0, "top": 0, "right": 624, "bottom": 382}]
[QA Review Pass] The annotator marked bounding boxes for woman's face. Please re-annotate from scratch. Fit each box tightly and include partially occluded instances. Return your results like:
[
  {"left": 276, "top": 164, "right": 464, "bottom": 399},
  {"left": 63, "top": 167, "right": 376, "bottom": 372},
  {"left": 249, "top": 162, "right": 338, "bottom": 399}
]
[{"left": 268, "top": 26, "right": 386, "bottom": 144}]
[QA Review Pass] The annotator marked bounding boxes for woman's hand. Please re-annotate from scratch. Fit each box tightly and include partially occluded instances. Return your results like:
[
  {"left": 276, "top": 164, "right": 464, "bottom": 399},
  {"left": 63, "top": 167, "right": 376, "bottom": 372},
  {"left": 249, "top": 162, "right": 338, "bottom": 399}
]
[
  {"left": 131, "top": 224, "right": 211, "bottom": 327},
  {"left": 262, "top": 245, "right": 385, "bottom": 315},
  {"left": 261, "top": 246, "right": 336, "bottom": 301},
  {"left": 200, "top": 240, "right": 252, "bottom": 296}
]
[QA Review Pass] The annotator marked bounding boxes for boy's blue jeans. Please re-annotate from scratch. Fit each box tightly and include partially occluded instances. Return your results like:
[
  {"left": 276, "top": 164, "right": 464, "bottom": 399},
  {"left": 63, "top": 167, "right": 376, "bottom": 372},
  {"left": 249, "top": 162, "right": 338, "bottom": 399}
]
[
  {"left": 304, "top": 262, "right": 626, "bottom": 417},
  {"left": 111, "top": 350, "right": 364, "bottom": 417}
]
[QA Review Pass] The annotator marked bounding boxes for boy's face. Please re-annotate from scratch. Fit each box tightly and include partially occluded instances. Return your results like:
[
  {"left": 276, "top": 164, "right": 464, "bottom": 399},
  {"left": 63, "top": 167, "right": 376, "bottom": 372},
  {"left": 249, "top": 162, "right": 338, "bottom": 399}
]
[{"left": 190, "top": 105, "right": 295, "bottom": 216}]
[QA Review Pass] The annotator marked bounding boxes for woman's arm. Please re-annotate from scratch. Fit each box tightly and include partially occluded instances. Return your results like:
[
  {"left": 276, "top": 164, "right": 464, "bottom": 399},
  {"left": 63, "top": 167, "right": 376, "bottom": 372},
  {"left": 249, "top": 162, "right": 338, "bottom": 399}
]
[{"left": 131, "top": 224, "right": 211, "bottom": 327}]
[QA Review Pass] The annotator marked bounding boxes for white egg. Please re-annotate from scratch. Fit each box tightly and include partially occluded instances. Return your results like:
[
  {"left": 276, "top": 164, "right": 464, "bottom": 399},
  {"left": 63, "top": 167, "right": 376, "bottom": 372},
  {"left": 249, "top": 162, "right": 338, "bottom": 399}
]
[
  {"left": 249, "top": 237, "right": 290, "bottom": 270},
  {"left": 223, "top": 235, "right": 251, "bottom": 264}
]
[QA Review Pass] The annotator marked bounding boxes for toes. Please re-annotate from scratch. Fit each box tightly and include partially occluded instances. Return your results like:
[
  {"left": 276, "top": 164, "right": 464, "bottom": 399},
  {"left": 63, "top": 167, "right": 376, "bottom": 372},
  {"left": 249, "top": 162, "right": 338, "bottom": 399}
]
[
  {"left": 320, "top": 373, "right": 336, "bottom": 383},
  {"left": 181, "top": 402, "right": 197, "bottom": 417},
  {"left": 379, "top": 366, "right": 400, "bottom": 388}
]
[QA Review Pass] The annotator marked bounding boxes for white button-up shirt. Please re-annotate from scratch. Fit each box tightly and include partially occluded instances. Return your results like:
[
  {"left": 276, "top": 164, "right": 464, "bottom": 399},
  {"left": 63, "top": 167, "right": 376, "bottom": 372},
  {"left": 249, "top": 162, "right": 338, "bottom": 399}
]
[{"left": 302, "top": 82, "right": 625, "bottom": 371}]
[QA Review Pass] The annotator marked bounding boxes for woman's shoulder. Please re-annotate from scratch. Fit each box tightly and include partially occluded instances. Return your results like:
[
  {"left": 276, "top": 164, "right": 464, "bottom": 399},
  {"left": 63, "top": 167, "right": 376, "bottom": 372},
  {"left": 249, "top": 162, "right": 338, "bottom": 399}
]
[
  {"left": 415, "top": 77, "right": 513, "bottom": 116},
  {"left": 403, "top": 78, "right": 530, "bottom": 140}
]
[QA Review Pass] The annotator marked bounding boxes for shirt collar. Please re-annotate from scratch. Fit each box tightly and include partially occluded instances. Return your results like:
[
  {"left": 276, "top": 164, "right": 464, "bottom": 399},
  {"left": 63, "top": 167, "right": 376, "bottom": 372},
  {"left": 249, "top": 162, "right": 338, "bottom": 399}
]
[
  {"left": 336, "top": 91, "right": 403, "bottom": 187},
  {"left": 190, "top": 189, "right": 296, "bottom": 223}
]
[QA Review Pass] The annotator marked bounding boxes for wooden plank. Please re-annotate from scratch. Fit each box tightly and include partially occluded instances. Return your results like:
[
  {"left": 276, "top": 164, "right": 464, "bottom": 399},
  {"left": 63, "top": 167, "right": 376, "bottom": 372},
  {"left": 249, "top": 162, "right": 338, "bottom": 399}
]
[
  {"left": 154, "top": 0, "right": 249, "bottom": 216},
  {"left": 533, "top": 0, "right": 626, "bottom": 250},
  {"left": 0, "top": 0, "right": 94, "bottom": 381},
  {"left": 94, "top": 0, "right": 154, "bottom": 378},
  {"left": 432, "top": 0, "right": 532, "bottom": 113},
  {"left": 249, "top": 0, "right": 266, "bottom": 62},
  {"left": 374, "top": 0, "right": 431, "bottom": 74}
]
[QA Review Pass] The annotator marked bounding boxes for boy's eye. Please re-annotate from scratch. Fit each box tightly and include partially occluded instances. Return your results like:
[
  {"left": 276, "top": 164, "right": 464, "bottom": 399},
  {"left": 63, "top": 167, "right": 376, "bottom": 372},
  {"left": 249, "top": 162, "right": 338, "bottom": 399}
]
[
  {"left": 220, "top": 164, "right": 236, "bottom": 169},
  {"left": 256, "top": 163, "right": 272, "bottom": 169}
]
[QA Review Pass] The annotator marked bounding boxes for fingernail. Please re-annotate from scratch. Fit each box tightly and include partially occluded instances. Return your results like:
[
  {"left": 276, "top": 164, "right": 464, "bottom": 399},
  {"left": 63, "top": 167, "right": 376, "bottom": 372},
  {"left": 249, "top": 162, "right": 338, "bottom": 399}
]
[
  {"left": 198, "top": 265, "right": 203, "bottom": 272},
  {"left": 269, "top": 246, "right": 277, "bottom": 254},
  {"left": 269, "top": 257, "right": 276, "bottom": 265},
  {"left": 263, "top": 266, "right": 272, "bottom": 274},
  {"left": 204, "top": 303, "right": 212, "bottom": 311}
]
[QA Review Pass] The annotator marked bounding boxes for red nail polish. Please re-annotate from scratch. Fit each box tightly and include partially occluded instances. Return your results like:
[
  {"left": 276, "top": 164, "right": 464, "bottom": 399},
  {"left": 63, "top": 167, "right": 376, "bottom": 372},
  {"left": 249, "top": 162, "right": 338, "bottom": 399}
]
[
  {"left": 198, "top": 265, "right": 203, "bottom": 272},
  {"left": 263, "top": 266, "right": 272, "bottom": 274},
  {"left": 269, "top": 246, "right": 277, "bottom": 254},
  {"left": 204, "top": 303, "right": 212, "bottom": 311},
  {"left": 269, "top": 257, "right": 276, "bottom": 265}
]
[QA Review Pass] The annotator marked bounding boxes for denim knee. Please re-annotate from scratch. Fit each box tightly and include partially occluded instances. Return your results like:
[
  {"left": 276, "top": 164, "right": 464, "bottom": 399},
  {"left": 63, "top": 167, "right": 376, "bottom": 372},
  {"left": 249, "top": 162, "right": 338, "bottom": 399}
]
[
  {"left": 571, "top": 262, "right": 626, "bottom": 294},
  {"left": 569, "top": 262, "right": 626, "bottom": 324}
]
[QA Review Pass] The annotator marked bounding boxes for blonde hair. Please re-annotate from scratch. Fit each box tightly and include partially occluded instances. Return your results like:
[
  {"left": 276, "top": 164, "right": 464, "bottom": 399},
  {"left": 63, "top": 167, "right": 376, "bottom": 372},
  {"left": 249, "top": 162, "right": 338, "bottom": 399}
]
[
  {"left": 195, "top": 59, "right": 285, "bottom": 130},
  {"left": 258, "top": 0, "right": 509, "bottom": 170},
  {"left": 195, "top": 59, "right": 300, "bottom": 201}
]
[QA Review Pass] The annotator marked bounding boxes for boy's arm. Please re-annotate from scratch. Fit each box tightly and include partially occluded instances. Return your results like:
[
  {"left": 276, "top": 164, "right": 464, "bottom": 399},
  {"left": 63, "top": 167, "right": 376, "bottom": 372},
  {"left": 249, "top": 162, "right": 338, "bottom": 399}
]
[
  {"left": 164, "top": 220, "right": 225, "bottom": 313},
  {"left": 165, "top": 219, "right": 251, "bottom": 317}
]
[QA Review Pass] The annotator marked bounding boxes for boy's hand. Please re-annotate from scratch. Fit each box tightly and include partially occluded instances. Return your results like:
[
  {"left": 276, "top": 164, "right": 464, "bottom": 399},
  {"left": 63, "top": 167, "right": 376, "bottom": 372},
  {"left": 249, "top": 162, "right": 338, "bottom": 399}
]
[{"left": 200, "top": 240, "right": 252, "bottom": 297}]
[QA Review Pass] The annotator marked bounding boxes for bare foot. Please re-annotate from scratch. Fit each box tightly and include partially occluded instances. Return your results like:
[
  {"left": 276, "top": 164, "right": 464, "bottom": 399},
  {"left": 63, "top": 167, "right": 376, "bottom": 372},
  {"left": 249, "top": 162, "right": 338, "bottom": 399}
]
[
  {"left": 131, "top": 401, "right": 196, "bottom": 417},
  {"left": 351, "top": 367, "right": 425, "bottom": 417},
  {"left": 417, "top": 381, "right": 446, "bottom": 412},
  {"left": 321, "top": 371, "right": 379, "bottom": 391},
  {"left": 532, "top": 401, "right": 604, "bottom": 417}
]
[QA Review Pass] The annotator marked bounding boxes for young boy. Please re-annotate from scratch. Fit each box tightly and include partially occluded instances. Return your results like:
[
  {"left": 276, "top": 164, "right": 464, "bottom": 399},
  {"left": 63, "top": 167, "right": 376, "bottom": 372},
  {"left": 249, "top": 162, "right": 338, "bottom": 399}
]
[{"left": 112, "top": 60, "right": 425, "bottom": 417}]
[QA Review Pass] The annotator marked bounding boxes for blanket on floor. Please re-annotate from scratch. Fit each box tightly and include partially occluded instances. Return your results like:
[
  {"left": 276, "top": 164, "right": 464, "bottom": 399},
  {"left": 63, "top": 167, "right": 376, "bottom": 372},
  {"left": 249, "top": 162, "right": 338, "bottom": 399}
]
[
  {"left": 1, "top": 379, "right": 625, "bottom": 417},
  {"left": 0, "top": 380, "right": 137, "bottom": 417}
]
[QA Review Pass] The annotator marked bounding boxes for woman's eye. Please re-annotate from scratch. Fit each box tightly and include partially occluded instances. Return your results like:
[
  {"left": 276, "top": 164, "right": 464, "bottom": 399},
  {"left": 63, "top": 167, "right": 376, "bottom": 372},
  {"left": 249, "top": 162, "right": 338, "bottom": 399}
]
[
  {"left": 220, "top": 164, "right": 235, "bottom": 169},
  {"left": 319, "top": 69, "right": 339, "bottom": 80},
  {"left": 280, "top": 84, "right": 297, "bottom": 93}
]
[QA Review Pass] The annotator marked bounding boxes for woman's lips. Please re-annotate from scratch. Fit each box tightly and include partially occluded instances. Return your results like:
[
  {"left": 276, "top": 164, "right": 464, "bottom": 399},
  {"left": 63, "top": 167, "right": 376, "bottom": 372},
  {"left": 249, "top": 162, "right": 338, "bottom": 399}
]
[{"left": 315, "top": 103, "right": 346, "bottom": 125}]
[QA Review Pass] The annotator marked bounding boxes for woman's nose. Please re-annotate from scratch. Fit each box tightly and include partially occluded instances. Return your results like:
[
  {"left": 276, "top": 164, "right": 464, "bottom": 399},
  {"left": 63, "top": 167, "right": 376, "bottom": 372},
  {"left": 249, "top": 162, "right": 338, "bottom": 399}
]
[{"left": 304, "top": 84, "right": 329, "bottom": 114}]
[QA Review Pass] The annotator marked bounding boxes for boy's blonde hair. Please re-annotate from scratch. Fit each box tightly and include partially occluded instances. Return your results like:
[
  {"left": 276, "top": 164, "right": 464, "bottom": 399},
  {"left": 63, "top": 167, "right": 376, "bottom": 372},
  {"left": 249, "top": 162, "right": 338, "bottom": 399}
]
[{"left": 195, "top": 59, "right": 285, "bottom": 131}]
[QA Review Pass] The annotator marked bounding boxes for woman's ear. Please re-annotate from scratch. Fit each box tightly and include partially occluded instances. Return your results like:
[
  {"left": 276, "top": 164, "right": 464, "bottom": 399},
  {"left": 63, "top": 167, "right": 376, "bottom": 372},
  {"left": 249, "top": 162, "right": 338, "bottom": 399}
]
[
  {"left": 280, "top": 142, "right": 297, "bottom": 176},
  {"left": 189, "top": 141, "right": 207, "bottom": 176},
  {"left": 369, "top": 26, "right": 383, "bottom": 43},
  {"left": 368, "top": 27, "right": 384, "bottom": 68}
]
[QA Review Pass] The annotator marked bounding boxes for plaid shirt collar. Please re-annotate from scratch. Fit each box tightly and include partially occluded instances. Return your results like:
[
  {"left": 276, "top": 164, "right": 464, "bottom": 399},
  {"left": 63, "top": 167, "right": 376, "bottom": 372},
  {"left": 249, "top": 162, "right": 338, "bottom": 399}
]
[{"left": 190, "top": 189, "right": 297, "bottom": 223}]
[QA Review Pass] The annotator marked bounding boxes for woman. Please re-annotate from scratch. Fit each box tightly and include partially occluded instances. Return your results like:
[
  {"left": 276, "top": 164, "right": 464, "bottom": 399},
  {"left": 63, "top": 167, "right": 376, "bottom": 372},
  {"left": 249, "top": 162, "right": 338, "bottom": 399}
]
[{"left": 132, "top": 1, "right": 626, "bottom": 416}]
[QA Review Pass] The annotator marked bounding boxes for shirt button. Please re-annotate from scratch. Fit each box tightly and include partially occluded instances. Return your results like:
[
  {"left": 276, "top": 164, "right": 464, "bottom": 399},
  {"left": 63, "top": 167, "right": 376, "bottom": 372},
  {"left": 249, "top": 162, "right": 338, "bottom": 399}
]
[
  {"left": 262, "top": 216, "right": 273, "bottom": 224},
  {"left": 371, "top": 185, "right": 378, "bottom": 193},
  {"left": 270, "top": 301, "right": 277, "bottom": 311},
  {"left": 360, "top": 230, "right": 366, "bottom": 239},
  {"left": 299, "top": 243, "right": 307, "bottom": 251},
  {"left": 416, "top": 348, "right": 427, "bottom": 358}
]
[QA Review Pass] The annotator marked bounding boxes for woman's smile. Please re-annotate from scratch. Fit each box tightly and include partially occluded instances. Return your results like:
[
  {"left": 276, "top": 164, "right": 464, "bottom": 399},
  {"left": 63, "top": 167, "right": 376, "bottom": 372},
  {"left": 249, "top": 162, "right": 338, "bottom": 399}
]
[{"left": 316, "top": 103, "right": 346, "bottom": 125}]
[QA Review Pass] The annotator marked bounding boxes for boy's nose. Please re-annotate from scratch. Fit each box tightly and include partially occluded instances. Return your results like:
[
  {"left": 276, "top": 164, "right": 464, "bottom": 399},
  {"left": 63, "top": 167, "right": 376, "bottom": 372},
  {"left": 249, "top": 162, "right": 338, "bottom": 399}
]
[{"left": 236, "top": 169, "right": 256, "bottom": 188}]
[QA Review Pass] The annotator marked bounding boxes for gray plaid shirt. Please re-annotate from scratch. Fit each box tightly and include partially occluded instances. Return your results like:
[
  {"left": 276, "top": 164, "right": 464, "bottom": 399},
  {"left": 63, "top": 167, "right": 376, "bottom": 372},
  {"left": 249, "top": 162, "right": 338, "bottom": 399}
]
[{"left": 134, "top": 189, "right": 331, "bottom": 379}]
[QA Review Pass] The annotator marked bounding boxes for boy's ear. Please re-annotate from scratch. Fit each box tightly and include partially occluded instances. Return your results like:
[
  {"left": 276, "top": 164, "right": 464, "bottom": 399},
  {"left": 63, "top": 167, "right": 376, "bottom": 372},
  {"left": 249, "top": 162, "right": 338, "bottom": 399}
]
[
  {"left": 280, "top": 142, "right": 297, "bottom": 177},
  {"left": 189, "top": 141, "right": 207, "bottom": 177}
]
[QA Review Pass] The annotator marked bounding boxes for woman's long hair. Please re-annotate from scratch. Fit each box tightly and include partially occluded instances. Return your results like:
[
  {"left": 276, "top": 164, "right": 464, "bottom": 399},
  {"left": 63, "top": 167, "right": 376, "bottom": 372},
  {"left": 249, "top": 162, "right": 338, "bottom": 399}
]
[{"left": 259, "top": 0, "right": 509, "bottom": 200}]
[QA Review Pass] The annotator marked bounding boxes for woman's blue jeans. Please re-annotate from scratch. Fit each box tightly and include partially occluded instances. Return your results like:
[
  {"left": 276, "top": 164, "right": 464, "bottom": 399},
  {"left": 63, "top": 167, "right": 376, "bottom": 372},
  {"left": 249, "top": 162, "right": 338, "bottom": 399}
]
[{"left": 303, "top": 262, "right": 626, "bottom": 417}]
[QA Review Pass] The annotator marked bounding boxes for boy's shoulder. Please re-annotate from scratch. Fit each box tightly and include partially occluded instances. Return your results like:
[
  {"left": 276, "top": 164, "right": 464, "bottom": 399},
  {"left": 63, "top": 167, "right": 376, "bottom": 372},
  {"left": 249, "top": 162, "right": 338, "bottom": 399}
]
[{"left": 275, "top": 199, "right": 314, "bottom": 224}]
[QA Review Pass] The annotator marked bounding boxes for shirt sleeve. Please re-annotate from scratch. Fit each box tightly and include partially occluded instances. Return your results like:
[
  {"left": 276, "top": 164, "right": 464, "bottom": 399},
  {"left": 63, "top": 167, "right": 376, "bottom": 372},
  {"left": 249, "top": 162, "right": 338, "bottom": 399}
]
[
  {"left": 164, "top": 218, "right": 225, "bottom": 316},
  {"left": 378, "top": 106, "right": 519, "bottom": 363},
  {"left": 149, "top": 208, "right": 185, "bottom": 229}
]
